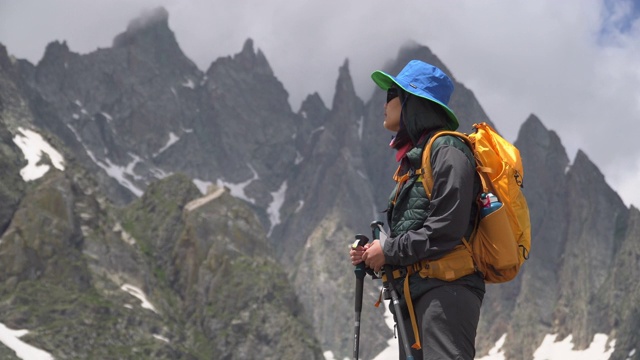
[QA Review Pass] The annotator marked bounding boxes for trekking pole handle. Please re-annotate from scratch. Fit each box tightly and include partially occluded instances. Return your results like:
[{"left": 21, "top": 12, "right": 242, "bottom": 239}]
[
  {"left": 370, "top": 220, "right": 383, "bottom": 239},
  {"left": 352, "top": 234, "right": 370, "bottom": 360},
  {"left": 352, "top": 234, "right": 370, "bottom": 282}
]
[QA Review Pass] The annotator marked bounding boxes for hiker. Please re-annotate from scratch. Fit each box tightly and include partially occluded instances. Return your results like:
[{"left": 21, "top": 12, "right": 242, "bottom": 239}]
[{"left": 349, "top": 60, "right": 485, "bottom": 359}]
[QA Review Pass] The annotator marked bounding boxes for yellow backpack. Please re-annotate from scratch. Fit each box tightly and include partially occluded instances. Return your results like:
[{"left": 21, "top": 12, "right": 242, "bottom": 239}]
[{"left": 419, "top": 122, "right": 531, "bottom": 283}]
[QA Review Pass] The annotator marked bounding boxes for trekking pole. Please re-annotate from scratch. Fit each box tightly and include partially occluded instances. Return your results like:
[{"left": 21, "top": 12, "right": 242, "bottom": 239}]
[
  {"left": 352, "top": 234, "right": 370, "bottom": 360},
  {"left": 370, "top": 220, "right": 415, "bottom": 360}
]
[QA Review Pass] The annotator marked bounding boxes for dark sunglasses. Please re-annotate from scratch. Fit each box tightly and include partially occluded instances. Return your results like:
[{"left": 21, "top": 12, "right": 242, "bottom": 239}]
[{"left": 386, "top": 87, "right": 399, "bottom": 103}]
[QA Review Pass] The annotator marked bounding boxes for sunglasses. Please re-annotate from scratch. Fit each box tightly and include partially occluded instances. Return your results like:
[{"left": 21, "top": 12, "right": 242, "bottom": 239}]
[{"left": 386, "top": 87, "right": 399, "bottom": 103}]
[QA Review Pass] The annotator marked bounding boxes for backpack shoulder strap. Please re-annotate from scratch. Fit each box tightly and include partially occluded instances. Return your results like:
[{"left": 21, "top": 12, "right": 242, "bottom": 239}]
[{"left": 415, "top": 130, "right": 475, "bottom": 199}]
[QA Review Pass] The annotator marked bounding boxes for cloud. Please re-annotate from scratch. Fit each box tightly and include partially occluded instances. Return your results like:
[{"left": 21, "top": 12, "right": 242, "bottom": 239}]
[{"left": 0, "top": 0, "right": 638, "bottom": 207}]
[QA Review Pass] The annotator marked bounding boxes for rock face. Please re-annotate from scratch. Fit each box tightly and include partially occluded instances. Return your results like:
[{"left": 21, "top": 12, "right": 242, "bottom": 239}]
[
  {"left": 0, "top": 165, "right": 322, "bottom": 359},
  {"left": 122, "top": 175, "right": 323, "bottom": 359},
  {"left": 0, "top": 44, "right": 27, "bottom": 233},
  {"left": 1, "top": 7, "right": 639, "bottom": 360}
]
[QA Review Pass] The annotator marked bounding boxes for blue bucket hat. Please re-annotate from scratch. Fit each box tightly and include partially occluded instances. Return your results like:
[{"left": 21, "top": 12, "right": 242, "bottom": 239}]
[{"left": 371, "top": 60, "right": 459, "bottom": 130}]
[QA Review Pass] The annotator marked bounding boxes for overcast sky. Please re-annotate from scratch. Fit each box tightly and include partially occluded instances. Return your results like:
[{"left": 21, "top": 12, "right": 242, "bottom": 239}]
[{"left": 1, "top": 0, "right": 639, "bottom": 208}]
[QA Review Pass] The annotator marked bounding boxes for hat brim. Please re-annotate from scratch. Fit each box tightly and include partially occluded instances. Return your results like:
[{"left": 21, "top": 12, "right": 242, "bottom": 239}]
[{"left": 371, "top": 70, "right": 459, "bottom": 130}]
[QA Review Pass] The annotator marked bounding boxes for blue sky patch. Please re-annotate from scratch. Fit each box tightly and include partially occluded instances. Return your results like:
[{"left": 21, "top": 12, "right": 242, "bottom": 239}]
[{"left": 601, "top": 0, "right": 640, "bottom": 40}]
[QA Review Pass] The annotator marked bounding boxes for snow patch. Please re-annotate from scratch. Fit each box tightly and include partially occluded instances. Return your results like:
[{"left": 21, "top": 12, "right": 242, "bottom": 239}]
[
  {"left": 533, "top": 333, "right": 615, "bottom": 360},
  {"left": 67, "top": 123, "right": 144, "bottom": 196},
  {"left": 216, "top": 165, "right": 259, "bottom": 204},
  {"left": 149, "top": 166, "right": 170, "bottom": 180},
  {"left": 181, "top": 78, "right": 195, "bottom": 89},
  {"left": 474, "top": 332, "right": 617, "bottom": 360},
  {"left": 12, "top": 127, "right": 65, "bottom": 181},
  {"left": 96, "top": 154, "right": 144, "bottom": 197},
  {"left": 153, "top": 132, "right": 180, "bottom": 157},
  {"left": 476, "top": 333, "right": 507, "bottom": 360},
  {"left": 267, "top": 181, "right": 287, "bottom": 236},
  {"left": 357, "top": 115, "right": 364, "bottom": 140},
  {"left": 323, "top": 350, "right": 348, "bottom": 360},
  {"left": 100, "top": 112, "right": 113, "bottom": 122},
  {"left": 295, "top": 200, "right": 304, "bottom": 213},
  {"left": 373, "top": 321, "right": 616, "bottom": 360},
  {"left": 121, "top": 284, "right": 158, "bottom": 314},
  {"left": 0, "top": 323, "right": 54, "bottom": 360},
  {"left": 295, "top": 151, "right": 304, "bottom": 165},
  {"left": 193, "top": 179, "right": 214, "bottom": 195},
  {"left": 73, "top": 99, "right": 89, "bottom": 116}
]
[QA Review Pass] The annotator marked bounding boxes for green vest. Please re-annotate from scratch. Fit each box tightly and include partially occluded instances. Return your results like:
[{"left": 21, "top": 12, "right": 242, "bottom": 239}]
[{"left": 387, "top": 135, "right": 475, "bottom": 238}]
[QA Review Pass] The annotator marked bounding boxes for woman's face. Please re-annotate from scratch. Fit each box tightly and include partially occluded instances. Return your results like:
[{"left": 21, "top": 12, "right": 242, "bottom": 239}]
[{"left": 384, "top": 88, "right": 401, "bottom": 132}]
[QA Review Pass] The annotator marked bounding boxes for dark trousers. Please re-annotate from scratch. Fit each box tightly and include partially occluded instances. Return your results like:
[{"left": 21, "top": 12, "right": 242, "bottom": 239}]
[{"left": 398, "top": 285, "right": 482, "bottom": 360}]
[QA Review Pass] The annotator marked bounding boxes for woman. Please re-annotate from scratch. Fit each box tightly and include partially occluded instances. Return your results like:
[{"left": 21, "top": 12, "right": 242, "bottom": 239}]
[{"left": 350, "top": 60, "right": 485, "bottom": 360}]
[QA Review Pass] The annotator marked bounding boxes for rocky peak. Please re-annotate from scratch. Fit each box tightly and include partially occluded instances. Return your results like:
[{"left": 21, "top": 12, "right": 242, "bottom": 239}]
[
  {"left": 112, "top": 6, "right": 195, "bottom": 72},
  {"left": 330, "top": 59, "right": 361, "bottom": 115},
  {"left": 520, "top": 114, "right": 548, "bottom": 140},
  {"left": 516, "top": 114, "right": 569, "bottom": 181},
  {"left": 298, "top": 92, "right": 328, "bottom": 125},
  {"left": 41, "top": 40, "right": 71, "bottom": 59},
  {"left": 113, "top": 7, "right": 171, "bottom": 48},
  {"left": 232, "top": 38, "right": 274, "bottom": 77},
  {"left": 37, "top": 40, "right": 75, "bottom": 70},
  {"left": 205, "top": 39, "right": 287, "bottom": 107},
  {"left": 571, "top": 149, "right": 608, "bottom": 184},
  {"left": 0, "top": 43, "right": 13, "bottom": 72}
]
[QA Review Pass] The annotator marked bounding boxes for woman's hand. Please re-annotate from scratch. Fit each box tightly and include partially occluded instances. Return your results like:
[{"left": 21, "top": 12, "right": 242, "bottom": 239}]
[
  {"left": 350, "top": 243, "right": 370, "bottom": 265},
  {"left": 362, "top": 240, "right": 385, "bottom": 273}
]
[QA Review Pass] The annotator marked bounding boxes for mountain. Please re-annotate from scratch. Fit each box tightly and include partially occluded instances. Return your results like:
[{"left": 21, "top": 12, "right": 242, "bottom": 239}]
[{"left": 1, "top": 7, "right": 639, "bottom": 360}]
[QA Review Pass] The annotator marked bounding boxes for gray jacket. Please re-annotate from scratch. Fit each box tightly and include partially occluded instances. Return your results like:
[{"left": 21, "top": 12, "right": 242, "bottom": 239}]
[{"left": 384, "top": 134, "right": 479, "bottom": 265}]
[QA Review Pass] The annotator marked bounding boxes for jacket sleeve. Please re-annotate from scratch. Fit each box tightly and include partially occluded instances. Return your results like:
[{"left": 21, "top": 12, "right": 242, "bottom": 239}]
[{"left": 382, "top": 143, "right": 476, "bottom": 266}]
